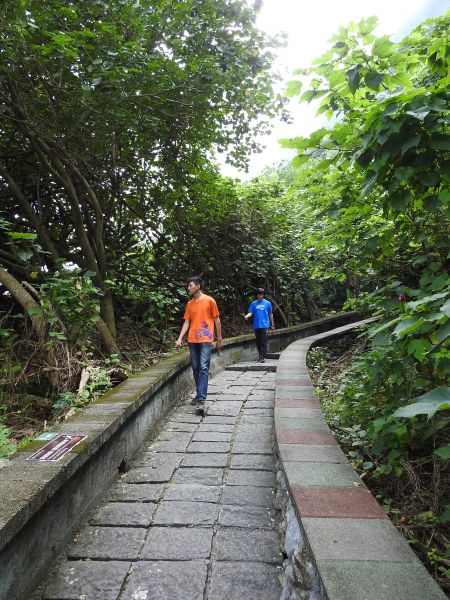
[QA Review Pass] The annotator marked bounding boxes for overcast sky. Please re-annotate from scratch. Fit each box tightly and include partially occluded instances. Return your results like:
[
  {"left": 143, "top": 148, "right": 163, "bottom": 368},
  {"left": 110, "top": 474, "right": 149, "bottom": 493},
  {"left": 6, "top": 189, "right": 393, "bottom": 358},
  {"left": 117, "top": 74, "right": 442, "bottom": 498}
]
[{"left": 220, "top": 0, "right": 450, "bottom": 179}]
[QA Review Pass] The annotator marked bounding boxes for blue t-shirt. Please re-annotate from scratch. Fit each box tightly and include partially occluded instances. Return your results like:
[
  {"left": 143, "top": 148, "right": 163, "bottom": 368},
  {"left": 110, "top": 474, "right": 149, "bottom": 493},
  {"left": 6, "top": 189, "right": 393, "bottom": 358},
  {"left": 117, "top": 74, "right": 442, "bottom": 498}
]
[{"left": 248, "top": 299, "right": 272, "bottom": 329}]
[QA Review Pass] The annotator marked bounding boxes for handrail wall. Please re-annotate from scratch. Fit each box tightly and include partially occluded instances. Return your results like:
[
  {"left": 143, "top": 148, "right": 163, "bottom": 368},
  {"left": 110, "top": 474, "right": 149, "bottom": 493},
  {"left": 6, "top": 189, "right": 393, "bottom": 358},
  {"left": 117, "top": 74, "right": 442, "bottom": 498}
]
[{"left": 274, "top": 319, "right": 446, "bottom": 600}]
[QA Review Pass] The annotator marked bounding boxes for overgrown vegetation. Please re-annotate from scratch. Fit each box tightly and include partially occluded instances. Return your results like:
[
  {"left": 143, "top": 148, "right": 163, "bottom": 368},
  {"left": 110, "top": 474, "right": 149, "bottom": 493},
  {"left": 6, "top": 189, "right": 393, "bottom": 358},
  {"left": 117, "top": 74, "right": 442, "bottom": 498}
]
[
  {"left": 293, "top": 13, "right": 449, "bottom": 591},
  {"left": 1, "top": 4, "right": 449, "bottom": 590}
]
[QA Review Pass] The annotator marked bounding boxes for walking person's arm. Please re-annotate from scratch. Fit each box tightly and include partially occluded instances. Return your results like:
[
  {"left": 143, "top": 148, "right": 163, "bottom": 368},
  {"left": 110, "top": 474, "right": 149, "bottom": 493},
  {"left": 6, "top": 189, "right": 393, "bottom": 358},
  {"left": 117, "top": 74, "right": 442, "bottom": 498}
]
[
  {"left": 269, "top": 313, "right": 275, "bottom": 330},
  {"left": 214, "top": 316, "right": 222, "bottom": 351},
  {"left": 244, "top": 312, "right": 253, "bottom": 320},
  {"left": 175, "top": 320, "right": 190, "bottom": 348}
]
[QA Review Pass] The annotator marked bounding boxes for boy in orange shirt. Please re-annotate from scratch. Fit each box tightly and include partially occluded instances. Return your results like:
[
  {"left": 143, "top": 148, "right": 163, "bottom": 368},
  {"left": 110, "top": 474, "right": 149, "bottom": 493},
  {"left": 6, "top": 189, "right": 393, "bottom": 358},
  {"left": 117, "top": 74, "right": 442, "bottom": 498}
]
[{"left": 175, "top": 277, "right": 222, "bottom": 408}]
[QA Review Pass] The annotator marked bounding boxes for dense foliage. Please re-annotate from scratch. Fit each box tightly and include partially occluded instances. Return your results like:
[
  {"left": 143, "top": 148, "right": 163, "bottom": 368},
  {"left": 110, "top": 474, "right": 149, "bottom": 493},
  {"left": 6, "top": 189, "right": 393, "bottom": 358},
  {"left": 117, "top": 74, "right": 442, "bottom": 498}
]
[
  {"left": 0, "top": 0, "right": 289, "bottom": 429},
  {"left": 284, "top": 12, "right": 449, "bottom": 584}
]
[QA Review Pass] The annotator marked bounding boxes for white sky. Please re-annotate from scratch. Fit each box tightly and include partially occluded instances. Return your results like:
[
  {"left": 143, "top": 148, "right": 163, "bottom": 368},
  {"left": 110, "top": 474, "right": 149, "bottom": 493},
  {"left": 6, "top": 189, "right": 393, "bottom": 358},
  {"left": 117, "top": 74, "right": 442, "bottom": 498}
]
[{"left": 220, "top": 0, "right": 450, "bottom": 179}]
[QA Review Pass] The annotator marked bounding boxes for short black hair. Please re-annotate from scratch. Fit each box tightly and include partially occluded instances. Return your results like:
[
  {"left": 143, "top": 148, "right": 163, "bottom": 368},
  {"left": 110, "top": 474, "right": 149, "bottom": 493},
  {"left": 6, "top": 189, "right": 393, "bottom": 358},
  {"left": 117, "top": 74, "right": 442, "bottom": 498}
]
[{"left": 187, "top": 276, "right": 204, "bottom": 289}]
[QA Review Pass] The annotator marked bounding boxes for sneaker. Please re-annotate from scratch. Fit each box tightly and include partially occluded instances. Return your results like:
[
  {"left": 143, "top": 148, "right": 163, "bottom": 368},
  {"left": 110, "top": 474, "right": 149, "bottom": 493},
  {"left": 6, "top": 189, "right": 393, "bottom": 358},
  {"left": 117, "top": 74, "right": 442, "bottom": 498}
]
[
  {"left": 259, "top": 358, "right": 266, "bottom": 363},
  {"left": 190, "top": 398, "right": 199, "bottom": 406}
]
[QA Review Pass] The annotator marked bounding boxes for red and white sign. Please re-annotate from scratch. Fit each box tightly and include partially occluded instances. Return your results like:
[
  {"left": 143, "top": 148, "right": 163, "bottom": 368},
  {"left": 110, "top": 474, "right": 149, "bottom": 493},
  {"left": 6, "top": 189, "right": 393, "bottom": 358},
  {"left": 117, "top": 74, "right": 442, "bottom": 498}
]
[{"left": 27, "top": 434, "right": 87, "bottom": 461}]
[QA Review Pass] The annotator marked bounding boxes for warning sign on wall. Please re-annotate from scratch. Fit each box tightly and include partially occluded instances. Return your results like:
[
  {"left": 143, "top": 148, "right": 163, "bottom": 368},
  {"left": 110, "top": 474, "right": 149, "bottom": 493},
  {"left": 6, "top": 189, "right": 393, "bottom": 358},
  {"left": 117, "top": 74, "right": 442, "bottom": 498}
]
[{"left": 27, "top": 434, "right": 87, "bottom": 462}]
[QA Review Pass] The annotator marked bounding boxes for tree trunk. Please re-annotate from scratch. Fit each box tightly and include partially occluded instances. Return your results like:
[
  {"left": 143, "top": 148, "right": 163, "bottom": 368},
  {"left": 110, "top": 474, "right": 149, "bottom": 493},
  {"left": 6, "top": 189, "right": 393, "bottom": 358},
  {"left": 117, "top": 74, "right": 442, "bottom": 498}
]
[
  {"left": 0, "top": 267, "right": 47, "bottom": 342},
  {"left": 302, "top": 291, "right": 317, "bottom": 321},
  {"left": 96, "top": 318, "right": 119, "bottom": 354}
]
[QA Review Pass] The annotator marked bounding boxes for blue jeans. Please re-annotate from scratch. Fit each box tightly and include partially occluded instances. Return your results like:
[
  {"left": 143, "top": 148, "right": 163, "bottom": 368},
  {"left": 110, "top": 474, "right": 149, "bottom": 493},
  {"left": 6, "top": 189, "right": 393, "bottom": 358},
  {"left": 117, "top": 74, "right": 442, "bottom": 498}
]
[{"left": 189, "top": 342, "right": 212, "bottom": 401}]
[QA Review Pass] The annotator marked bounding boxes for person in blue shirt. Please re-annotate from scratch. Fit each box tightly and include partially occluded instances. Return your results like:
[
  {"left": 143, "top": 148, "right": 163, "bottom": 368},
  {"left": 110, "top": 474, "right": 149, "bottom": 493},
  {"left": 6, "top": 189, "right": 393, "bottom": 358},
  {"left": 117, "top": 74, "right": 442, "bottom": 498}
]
[{"left": 244, "top": 288, "right": 275, "bottom": 363}]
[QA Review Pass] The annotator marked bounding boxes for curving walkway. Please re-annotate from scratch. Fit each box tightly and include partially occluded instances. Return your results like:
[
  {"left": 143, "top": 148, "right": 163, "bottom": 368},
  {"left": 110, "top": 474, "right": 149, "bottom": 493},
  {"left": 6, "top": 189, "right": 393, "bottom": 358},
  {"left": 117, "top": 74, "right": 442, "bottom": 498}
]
[{"left": 34, "top": 361, "right": 284, "bottom": 600}]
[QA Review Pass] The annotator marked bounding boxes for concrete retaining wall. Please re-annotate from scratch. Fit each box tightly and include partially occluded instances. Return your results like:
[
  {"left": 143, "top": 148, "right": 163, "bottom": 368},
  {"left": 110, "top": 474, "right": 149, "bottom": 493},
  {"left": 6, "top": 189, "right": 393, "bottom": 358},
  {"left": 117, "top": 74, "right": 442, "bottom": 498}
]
[
  {"left": 0, "top": 312, "right": 357, "bottom": 600},
  {"left": 275, "top": 319, "right": 447, "bottom": 600}
]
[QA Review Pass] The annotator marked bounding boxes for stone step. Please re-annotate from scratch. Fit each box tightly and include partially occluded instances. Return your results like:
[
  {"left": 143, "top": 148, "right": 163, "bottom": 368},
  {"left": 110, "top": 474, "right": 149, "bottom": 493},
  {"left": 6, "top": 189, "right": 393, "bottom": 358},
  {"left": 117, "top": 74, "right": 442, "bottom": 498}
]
[{"left": 225, "top": 360, "right": 278, "bottom": 372}]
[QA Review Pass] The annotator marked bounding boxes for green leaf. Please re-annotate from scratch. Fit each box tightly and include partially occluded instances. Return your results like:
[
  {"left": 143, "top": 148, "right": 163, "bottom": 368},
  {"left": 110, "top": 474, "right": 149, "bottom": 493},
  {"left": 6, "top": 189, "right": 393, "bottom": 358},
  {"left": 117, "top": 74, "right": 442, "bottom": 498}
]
[
  {"left": 429, "top": 134, "right": 450, "bottom": 151},
  {"left": 291, "top": 154, "right": 310, "bottom": 168},
  {"left": 390, "top": 189, "right": 411, "bottom": 212},
  {"left": 393, "top": 316, "right": 426, "bottom": 337},
  {"left": 438, "top": 189, "right": 450, "bottom": 205},
  {"left": 420, "top": 172, "right": 440, "bottom": 187},
  {"left": 286, "top": 80, "right": 302, "bottom": 97},
  {"left": 435, "top": 444, "right": 450, "bottom": 460},
  {"left": 372, "top": 35, "right": 394, "bottom": 58},
  {"left": 441, "top": 299, "right": 450, "bottom": 318},
  {"left": 401, "top": 135, "right": 421, "bottom": 154},
  {"left": 406, "top": 338, "right": 432, "bottom": 361},
  {"left": 7, "top": 232, "right": 38, "bottom": 240},
  {"left": 393, "top": 387, "right": 450, "bottom": 419},
  {"left": 347, "top": 67, "right": 361, "bottom": 95},
  {"left": 440, "top": 505, "right": 450, "bottom": 522},
  {"left": 364, "top": 71, "right": 383, "bottom": 90},
  {"left": 406, "top": 292, "right": 448, "bottom": 310}
]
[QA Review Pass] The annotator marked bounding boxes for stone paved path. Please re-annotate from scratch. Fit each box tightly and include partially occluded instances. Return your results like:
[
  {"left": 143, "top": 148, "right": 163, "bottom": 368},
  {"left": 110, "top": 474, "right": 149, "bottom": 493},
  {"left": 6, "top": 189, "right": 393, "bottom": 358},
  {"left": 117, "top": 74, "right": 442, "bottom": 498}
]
[{"left": 36, "top": 364, "right": 283, "bottom": 600}]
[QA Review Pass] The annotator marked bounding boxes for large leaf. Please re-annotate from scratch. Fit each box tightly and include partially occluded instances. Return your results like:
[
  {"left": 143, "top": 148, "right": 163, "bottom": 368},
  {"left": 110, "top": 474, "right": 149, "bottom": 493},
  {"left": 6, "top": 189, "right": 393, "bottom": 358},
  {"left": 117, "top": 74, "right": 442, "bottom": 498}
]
[
  {"left": 393, "top": 387, "right": 450, "bottom": 419},
  {"left": 435, "top": 444, "right": 450, "bottom": 460},
  {"left": 393, "top": 316, "right": 426, "bottom": 337}
]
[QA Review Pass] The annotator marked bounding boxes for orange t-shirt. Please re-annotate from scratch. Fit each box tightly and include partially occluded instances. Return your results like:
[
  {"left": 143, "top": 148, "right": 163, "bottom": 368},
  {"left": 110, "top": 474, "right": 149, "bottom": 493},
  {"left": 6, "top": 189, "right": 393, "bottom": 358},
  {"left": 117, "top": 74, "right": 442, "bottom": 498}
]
[{"left": 183, "top": 295, "right": 219, "bottom": 343}]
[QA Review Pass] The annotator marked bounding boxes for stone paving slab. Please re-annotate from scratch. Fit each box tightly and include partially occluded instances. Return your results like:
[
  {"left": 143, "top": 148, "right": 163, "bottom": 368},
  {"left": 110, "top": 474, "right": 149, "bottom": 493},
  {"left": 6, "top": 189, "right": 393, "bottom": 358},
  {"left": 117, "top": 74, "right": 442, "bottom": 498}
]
[
  {"left": 276, "top": 429, "right": 336, "bottom": 445},
  {"left": 173, "top": 467, "right": 224, "bottom": 486},
  {"left": 170, "top": 413, "right": 203, "bottom": 423},
  {"left": 165, "top": 421, "right": 198, "bottom": 432},
  {"left": 292, "top": 485, "right": 385, "bottom": 519},
  {"left": 283, "top": 462, "right": 362, "bottom": 487},
  {"left": 108, "top": 482, "right": 165, "bottom": 503},
  {"left": 213, "top": 395, "right": 247, "bottom": 402},
  {"left": 234, "top": 431, "right": 273, "bottom": 444},
  {"left": 221, "top": 485, "right": 276, "bottom": 508},
  {"left": 316, "top": 559, "right": 448, "bottom": 600},
  {"left": 232, "top": 442, "right": 273, "bottom": 455},
  {"left": 226, "top": 469, "right": 276, "bottom": 487},
  {"left": 203, "top": 416, "right": 237, "bottom": 425},
  {"left": 242, "top": 408, "right": 274, "bottom": 417},
  {"left": 148, "top": 440, "right": 191, "bottom": 453},
  {"left": 187, "top": 442, "right": 231, "bottom": 453},
  {"left": 239, "top": 415, "right": 273, "bottom": 426},
  {"left": 131, "top": 452, "right": 184, "bottom": 469},
  {"left": 43, "top": 560, "right": 131, "bottom": 600},
  {"left": 275, "top": 416, "right": 328, "bottom": 431},
  {"left": 192, "top": 431, "right": 233, "bottom": 442},
  {"left": 152, "top": 500, "right": 219, "bottom": 527},
  {"left": 181, "top": 453, "right": 228, "bottom": 468},
  {"left": 196, "top": 423, "right": 235, "bottom": 433},
  {"left": 225, "top": 361, "right": 278, "bottom": 372},
  {"left": 278, "top": 444, "right": 347, "bottom": 463},
  {"left": 68, "top": 526, "right": 146, "bottom": 560},
  {"left": 245, "top": 400, "right": 274, "bottom": 409},
  {"left": 218, "top": 505, "right": 277, "bottom": 530},
  {"left": 207, "top": 404, "right": 242, "bottom": 417},
  {"left": 301, "top": 518, "right": 419, "bottom": 563},
  {"left": 122, "top": 561, "right": 207, "bottom": 600},
  {"left": 214, "top": 528, "right": 283, "bottom": 563},
  {"left": 125, "top": 464, "right": 178, "bottom": 483},
  {"left": 163, "top": 484, "right": 221, "bottom": 503},
  {"left": 157, "top": 431, "right": 193, "bottom": 442},
  {"left": 230, "top": 454, "right": 276, "bottom": 471},
  {"left": 89, "top": 502, "right": 157, "bottom": 527},
  {"left": 275, "top": 398, "right": 320, "bottom": 408},
  {"left": 208, "top": 561, "right": 282, "bottom": 600},
  {"left": 140, "top": 527, "right": 213, "bottom": 560}
]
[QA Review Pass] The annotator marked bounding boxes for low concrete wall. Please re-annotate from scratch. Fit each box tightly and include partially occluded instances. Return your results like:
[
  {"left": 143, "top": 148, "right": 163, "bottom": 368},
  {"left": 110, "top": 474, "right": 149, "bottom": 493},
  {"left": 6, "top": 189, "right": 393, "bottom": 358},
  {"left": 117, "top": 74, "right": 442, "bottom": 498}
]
[
  {"left": 275, "top": 319, "right": 447, "bottom": 600},
  {"left": 0, "top": 312, "right": 357, "bottom": 600}
]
